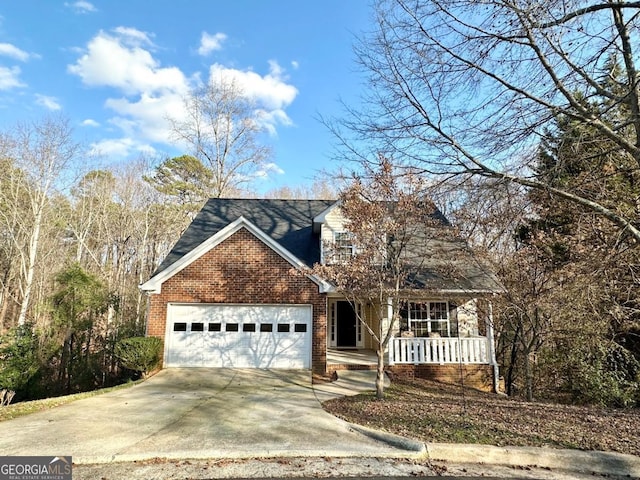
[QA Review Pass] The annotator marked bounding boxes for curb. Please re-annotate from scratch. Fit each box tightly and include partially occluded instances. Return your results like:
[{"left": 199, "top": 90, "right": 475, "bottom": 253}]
[
  {"left": 348, "top": 423, "right": 427, "bottom": 455},
  {"left": 344, "top": 420, "right": 640, "bottom": 478},
  {"left": 426, "top": 443, "right": 640, "bottom": 478}
]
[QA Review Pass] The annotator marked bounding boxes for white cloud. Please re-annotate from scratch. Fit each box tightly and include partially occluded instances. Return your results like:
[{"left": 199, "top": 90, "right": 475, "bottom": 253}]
[
  {"left": 68, "top": 29, "right": 298, "bottom": 159},
  {"left": 0, "top": 43, "right": 31, "bottom": 62},
  {"left": 210, "top": 60, "right": 298, "bottom": 110},
  {"left": 208, "top": 60, "right": 298, "bottom": 132},
  {"left": 254, "top": 109, "right": 293, "bottom": 135},
  {"left": 67, "top": 27, "right": 191, "bottom": 158},
  {"left": 198, "top": 32, "right": 227, "bottom": 56},
  {"left": 68, "top": 27, "right": 186, "bottom": 96},
  {"left": 104, "top": 91, "right": 185, "bottom": 143},
  {"left": 258, "top": 162, "right": 285, "bottom": 178},
  {"left": 81, "top": 118, "right": 100, "bottom": 127},
  {"left": 65, "top": 1, "right": 97, "bottom": 13},
  {"left": 246, "top": 162, "right": 285, "bottom": 182},
  {"left": 112, "top": 26, "right": 155, "bottom": 47},
  {"left": 35, "top": 94, "right": 62, "bottom": 111},
  {"left": 0, "top": 66, "right": 25, "bottom": 90},
  {"left": 291, "top": 60, "right": 299, "bottom": 70},
  {"left": 89, "top": 138, "right": 133, "bottom": 157},
  {"left": 89, "top": 137, "right": 155, "bottom": 158}
]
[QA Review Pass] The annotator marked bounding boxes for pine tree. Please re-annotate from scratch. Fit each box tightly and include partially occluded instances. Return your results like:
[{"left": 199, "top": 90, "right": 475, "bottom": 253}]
[{"left": 512, "top": 59, "right": 640, "bottom": 405}]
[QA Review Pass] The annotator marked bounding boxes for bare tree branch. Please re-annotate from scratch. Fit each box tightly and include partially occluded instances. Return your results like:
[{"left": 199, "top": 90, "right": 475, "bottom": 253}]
[{"left": 335, "top": 0, "right": 640, "bottom": 243}]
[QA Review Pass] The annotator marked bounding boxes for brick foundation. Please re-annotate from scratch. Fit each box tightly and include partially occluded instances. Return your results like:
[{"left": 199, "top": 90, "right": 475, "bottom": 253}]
[{"left": 386, "top": 364, "right": 495, "bottom": 392}]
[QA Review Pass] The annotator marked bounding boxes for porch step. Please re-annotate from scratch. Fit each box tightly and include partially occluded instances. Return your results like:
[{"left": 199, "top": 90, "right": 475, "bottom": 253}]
[
  {"left": 328, "top": 363, "right": 377, "bottom": 371},
  {"left": 326, "top": 348, "right": 378, "bottom": 370}
]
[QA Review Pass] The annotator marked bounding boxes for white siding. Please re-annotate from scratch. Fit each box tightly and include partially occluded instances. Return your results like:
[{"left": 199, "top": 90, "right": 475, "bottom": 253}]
[
  {"left": 457, "top": 299, "right": 479, "bottom": 337},
  {"left": 320, "top": 207, "right": 348, "bottom": 264}
]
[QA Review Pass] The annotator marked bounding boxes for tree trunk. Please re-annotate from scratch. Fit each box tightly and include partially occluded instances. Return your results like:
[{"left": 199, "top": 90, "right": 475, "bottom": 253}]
[
  {"left": 524, "top": 350, "right": 534, "bottom": 402},
  {"left": 506, "top": 324, "right": 521, "bottom": 396},
  {"left": 375, "top": 346, "right": 385, "bottom": 399},
  {"left": 0, "top": 285, "right": 9, "bottom": 331},
  {"left": 17, "top": 209, "right": 43, "bottom": 326}
]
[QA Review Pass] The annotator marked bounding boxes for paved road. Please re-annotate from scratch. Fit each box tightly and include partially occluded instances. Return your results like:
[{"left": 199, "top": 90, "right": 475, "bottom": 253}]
[{"left": 0, "top": 368, "right": 407, "bottom": 463}]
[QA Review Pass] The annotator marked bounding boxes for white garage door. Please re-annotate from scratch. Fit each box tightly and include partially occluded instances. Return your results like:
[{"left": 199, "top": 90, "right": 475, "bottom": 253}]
[{"left": 165, "top": 304, "right": 312, "bottom": 369}]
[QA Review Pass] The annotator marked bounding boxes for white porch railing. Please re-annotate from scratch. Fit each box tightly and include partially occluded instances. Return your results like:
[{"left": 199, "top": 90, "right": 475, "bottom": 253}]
[{"left": 388, "top": 336, "right": 490, "bottom": 365}]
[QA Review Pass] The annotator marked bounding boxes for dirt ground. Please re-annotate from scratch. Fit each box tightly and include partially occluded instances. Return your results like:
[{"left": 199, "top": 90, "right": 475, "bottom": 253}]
[
  {"left": 73, "top": 456, "right": 635, "bottom": 480},
  {"left": 324, "top": 378, "right": 640, "bottom": 456}
]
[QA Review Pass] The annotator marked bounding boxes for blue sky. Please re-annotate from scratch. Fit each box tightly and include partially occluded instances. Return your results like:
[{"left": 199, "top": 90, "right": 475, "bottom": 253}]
[{"left": 0, "top": 1, "right": 373, "bottom": 193}]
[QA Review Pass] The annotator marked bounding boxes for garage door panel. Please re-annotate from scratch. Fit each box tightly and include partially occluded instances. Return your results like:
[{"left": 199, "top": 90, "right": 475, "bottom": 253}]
[
  {"left": 202, "top": 334, "right": 222, "bottom": 366},
  {"left": 166, "top": 304, "right": 311, "bottom": 369}
]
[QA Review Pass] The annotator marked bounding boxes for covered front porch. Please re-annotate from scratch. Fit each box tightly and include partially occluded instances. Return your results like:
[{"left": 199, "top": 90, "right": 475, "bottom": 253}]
[
  {"left": 326, "top": 297, "right": 497, "bottom": 365},
  {"left": 326, "top": 340, "right": 497, "bottom": 392},
  {"left": 327, "top": 335, "right": 492, "bottom": 369},
  {"left": 324, "top": 296, "right": 499, "bottom": 391}
]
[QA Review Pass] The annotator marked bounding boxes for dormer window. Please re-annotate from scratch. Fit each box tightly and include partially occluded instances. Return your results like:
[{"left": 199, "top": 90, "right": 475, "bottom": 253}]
[{"left": 334, "top": 231, "right": 355, "bottom": 261}]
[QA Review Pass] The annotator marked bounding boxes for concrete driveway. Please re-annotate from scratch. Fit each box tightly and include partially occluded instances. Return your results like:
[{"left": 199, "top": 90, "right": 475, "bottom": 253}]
[{"left": 0, "top": 369, "right": 407, "bottom": 463}]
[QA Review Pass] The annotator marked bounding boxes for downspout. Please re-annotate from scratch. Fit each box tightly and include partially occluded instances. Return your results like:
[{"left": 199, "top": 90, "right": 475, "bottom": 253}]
[{"left": 486, "top": 300, "right": 500, "bottom": 394}]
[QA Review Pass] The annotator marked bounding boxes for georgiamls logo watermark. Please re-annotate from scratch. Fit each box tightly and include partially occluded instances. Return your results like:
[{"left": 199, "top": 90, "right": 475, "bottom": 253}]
[{"left": 0, "top": 456, "right": 72, "bottom": 480}]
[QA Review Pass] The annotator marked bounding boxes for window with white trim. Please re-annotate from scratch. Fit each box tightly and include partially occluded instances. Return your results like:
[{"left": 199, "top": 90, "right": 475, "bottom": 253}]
[
  {"left": 333, "top": 231, "right": 355, "bottom": 262},
  {"left": 400, "top": 301, "right": 451, "bottom": 337}
]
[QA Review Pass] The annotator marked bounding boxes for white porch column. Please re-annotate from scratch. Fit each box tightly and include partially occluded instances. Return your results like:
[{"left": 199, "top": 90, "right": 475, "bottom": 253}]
[
  {"left": 385, "top": 296, "right": 393, "bottom": 363},
  {"left": 388, "top": 336, "right": 396, "bottom": 365},
  {"left": 486, "top": 300, "right": 500, "bottom": 393}
]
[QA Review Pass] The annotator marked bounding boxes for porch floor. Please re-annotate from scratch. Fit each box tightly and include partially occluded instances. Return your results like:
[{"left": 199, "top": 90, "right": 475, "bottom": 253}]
[{"left": 327, "top": 349, "right": 378, "bottom": 370}]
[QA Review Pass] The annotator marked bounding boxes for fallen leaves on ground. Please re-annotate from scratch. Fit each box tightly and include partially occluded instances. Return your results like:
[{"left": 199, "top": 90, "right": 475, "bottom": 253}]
[{"left": 322, "top": 378, "right": 640, "bottom": 456}]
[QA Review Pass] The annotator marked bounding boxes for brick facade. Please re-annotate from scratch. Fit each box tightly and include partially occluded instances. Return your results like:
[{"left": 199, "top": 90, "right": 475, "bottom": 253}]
[
  {"left": 145, "top": 227, "right": 327, "bottom": 375},
  {"left": 326, "top": 361, "right": 495, "bottom": 392}
]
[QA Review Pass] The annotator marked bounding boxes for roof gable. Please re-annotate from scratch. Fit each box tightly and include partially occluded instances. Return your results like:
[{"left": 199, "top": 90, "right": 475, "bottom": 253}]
[
  {"left": 141, "top": 199, "right": 336, "bottom": 293},
  {"left": 154, "top": 198, "right": 336, "bottom": 275},
  {"left": 140, "top": 215, "right": 331, "bottom": 294}
]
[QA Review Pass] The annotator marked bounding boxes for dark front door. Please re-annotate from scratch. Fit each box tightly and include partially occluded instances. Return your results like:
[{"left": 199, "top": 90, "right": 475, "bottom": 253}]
[{"left": 336, "top": 301, "right": 357, "bottom": 347}]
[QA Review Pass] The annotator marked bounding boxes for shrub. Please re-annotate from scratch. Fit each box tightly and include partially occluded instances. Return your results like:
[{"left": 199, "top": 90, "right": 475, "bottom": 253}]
[
  {"left": 115, "top": 337, "right": 162, "bottom": 377},
  {"left": 0, "top": 324, "right": 40, "bottom": 404},
  {"left": 565, "top": 343, "right": 640, "bottom": 408}
]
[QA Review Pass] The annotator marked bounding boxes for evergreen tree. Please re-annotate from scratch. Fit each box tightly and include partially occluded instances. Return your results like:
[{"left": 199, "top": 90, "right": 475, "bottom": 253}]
[
  {"left": 510, "top": 60, "right": 640, "bottom": 405},
  {"left": 144, "top": 155, "right": 215, "bottom": 219}
]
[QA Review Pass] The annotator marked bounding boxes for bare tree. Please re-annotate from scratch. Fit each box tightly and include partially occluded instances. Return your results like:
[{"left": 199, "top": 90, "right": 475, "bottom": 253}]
[
  {"left": 0, "top": 117, "right": 80, "bottom": 326},
  {"left": 313, "top": 158, "right": 449, "bottom": 398},
  {"left": 335, "top": 0, "right": 640, "bottom": 241},
  {"left": 68, "top": 169, "right": 117, "bottom": 266},
  {"left": 169, "top": 77, "right": 272, "bottom": 197},
  {"left": 263, "top": 177, "right": 341, "bottom": 200}
]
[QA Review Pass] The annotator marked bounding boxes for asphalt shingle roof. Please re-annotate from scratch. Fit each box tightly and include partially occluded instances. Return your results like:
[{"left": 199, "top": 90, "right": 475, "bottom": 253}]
[
  {"left": 151, "top": 198, "right": 503, "bottom": 294},
  {"left": 154, "top": 198, "right": 336, "bottom": 275},
  {"left": 404, "top": 236, "right": 504, "bottom": 293}
]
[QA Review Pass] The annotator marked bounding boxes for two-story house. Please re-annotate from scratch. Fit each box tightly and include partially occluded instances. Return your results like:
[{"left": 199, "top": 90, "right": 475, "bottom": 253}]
[{"left": 140, "top": 198, "right": 503, "bottom": 391}]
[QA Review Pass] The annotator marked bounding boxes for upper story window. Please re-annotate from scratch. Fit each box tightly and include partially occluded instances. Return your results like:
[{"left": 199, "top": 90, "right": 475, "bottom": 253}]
[{"left": 333, "top": 231, "right": 356, "bottom": 262}]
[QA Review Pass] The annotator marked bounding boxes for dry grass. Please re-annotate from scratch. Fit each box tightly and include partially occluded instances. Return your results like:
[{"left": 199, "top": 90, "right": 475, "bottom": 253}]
[{"left": 323, "top": 377, "right": 640, "bottom": 456}]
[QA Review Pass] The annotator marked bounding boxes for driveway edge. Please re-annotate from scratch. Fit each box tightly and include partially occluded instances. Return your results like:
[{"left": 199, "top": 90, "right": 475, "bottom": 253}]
[{"left": 426, "top": 443, "right": 640, "bottom": 477}]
